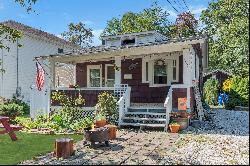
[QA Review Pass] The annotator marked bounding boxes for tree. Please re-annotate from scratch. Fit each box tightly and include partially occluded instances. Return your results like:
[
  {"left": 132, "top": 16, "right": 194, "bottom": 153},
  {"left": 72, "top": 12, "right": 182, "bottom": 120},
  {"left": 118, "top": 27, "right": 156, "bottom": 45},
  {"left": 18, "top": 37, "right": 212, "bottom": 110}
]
[
  {"left": 0, "top": 0, "right": 37, "bottom": 50},
  {"left": 61, "top": 22, "right": 93, "bottom": 47},
  {"left": 101, "top": 3, "right": 171, "bottom": 37},
  {"left": 175, "top": 12, "right": 199, "bottom": 37},
  {"left": 200, "top": 0, "right": 249, "bottom": 76}
]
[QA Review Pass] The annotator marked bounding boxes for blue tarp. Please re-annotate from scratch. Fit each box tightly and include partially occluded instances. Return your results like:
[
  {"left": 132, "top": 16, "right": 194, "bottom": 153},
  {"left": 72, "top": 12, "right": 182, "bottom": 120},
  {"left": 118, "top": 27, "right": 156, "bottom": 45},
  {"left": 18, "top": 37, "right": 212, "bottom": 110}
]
[{"left": 218, "top": 92, "right": 229, "bottom": 105}]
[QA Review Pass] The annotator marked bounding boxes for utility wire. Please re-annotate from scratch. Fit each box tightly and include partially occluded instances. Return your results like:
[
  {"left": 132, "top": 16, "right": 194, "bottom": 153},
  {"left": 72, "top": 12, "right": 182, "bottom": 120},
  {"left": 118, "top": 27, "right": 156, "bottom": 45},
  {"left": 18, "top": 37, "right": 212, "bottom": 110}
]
[
  {"left": 166, "top": 0, "right": 179, "bottom": 13},
  {"left": 182, "top": 0, "right": 190, "bottom": 11},
  {"left": 172, "top": 0, "right": 186, "bottom": 12}
]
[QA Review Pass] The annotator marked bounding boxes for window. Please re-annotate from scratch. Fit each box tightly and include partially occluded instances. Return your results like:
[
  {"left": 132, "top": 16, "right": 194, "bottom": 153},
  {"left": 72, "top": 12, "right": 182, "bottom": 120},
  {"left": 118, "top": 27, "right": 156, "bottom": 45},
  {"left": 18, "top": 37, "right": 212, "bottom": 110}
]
[
  {"left": 102, "top": 40, "right": 106, "bottom": 45},
  {"left": 146, "top": 62, "right": 149, "bottom": 81},
  {"left": 58, "top": 48, "right": 63, "bottom": 53},
  {"left": 121, "top": 38, "right": 135, "bottom": 45},
  {"left": 105, "top": 65, "right": 115, "bottom": 87},
  {"left": 154, "top": 60, "right": 167, "bottom": 84},
  {"left": 87, "top": 65, "right": 102, "bottom": 87},
  {"left": 173, "top": 60, "right": 177, "bottom": 81}
]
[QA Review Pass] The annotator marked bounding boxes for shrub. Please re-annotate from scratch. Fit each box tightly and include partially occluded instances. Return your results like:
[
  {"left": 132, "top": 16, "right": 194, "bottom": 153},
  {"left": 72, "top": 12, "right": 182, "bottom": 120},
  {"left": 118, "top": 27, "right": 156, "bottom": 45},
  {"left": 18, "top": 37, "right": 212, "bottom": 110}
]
[
  {"left": 95, "top": 91, "right": 118, "bottom": 124},
  {"left": 203, "top": 78, "right": 219, "bottom": 106},
  {"left": 0, "top": 103, "right": 24, "bottom": 119},
  {"left": 0, "top": 97, "right": 30, "bottom": 117},
  {"left": 224, "top": 76, "right": 249, "bottom": 109},
  {"left": 11, "top": 97, "right": 30, "bottom": 115}
]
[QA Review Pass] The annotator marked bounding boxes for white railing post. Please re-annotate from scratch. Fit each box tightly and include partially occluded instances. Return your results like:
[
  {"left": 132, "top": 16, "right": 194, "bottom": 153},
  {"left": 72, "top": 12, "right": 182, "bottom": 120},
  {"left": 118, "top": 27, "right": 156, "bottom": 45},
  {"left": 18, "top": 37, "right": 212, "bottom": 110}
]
[
  {"left": 114, "top": 84, "right": 130, "bottom": 126},
  {"left": 164, "top": 86, "right": 173, "bottom": 131}
]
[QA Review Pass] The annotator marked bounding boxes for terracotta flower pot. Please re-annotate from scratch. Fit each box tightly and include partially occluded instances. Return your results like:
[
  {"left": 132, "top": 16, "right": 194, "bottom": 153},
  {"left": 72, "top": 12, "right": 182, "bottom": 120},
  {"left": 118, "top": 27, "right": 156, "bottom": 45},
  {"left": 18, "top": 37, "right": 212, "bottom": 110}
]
[
  {"left": 95, "top": 119, "right": 106, "bottom": 128},
  {"left": 169, "top": 124, "right": 180, "bottom": 133},
  {"left": 171, "top": 117, "right": 189, "bottom": 130}
]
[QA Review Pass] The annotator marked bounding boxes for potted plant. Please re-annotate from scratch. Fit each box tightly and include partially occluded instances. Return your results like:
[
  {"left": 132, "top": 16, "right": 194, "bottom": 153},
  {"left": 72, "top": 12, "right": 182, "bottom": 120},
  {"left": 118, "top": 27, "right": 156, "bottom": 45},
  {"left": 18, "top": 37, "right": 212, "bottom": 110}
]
[
  {"left": 95, "top": 111, "right": 106, "bottom": 128},
  {"left": 169, "top": 122, "right": 180, "bottom": 133},
  {"left": 82, "top": 117, "right": 94, "bottom": 131}
]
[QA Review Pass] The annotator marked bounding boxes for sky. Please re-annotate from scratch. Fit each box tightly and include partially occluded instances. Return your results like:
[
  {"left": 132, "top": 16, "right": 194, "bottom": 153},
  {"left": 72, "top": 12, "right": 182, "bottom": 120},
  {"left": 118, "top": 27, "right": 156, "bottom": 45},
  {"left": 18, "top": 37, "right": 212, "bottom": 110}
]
[{"left": 0, "top": 0, "right": 211, "bottom": 46}]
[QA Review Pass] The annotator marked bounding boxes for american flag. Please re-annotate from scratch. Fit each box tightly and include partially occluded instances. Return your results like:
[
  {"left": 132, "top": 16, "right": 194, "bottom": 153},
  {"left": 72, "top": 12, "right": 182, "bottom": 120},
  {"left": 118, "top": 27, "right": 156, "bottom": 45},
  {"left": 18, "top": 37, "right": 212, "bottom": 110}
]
[{"left": 36, "top": 62, "right": 45, "bottom": 91}]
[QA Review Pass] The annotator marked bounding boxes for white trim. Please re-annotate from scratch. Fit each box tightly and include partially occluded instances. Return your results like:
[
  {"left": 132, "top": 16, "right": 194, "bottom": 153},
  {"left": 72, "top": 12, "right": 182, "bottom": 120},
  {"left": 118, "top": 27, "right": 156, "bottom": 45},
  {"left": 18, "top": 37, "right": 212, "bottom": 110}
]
[
  {"left": 53, "top": 87, "right": 114, "bottom": 91},
  {"left": 87, "top": 65, "right": 102, "bottom": 87},
  {"left": 115, "top": 56, "right": 121, "bottom": 85},
  {"left": 105, "top": 64, "right": 115, "bottom": 87}
]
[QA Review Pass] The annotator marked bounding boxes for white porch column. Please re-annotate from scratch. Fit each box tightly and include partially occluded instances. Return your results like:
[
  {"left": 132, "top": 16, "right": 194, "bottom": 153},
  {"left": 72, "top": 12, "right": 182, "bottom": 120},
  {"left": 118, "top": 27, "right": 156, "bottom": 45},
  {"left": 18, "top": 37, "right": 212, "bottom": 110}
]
[
  {"left": 115, "top": 56, "right": 121, "bottom": 85},
  {"left": 183, "top": 48, "right": 196, "bottom": 86},
  {"left": 49, "top": 60, "right": 55, "bottom": 89},
  {"left": 183, "top": 47, "right": 196, "bottom": 109}
]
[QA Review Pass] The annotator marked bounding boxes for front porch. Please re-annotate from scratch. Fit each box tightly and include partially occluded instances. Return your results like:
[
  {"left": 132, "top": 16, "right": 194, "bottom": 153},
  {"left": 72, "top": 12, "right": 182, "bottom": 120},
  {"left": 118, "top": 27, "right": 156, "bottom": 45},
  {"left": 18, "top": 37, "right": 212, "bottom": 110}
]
[{"left": 38, "top": 38, "right": 205, "bottom": 128}]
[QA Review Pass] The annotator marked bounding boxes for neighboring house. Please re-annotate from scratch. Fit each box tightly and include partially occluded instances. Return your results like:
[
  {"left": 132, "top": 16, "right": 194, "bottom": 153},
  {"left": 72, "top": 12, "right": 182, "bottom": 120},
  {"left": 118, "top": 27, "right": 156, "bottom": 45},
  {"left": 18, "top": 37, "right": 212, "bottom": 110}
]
[
  {"left": 36, "top": 31, "right": 208, "bottom": 128},
  {"left": 203, "top": 69, "right": 232, "bottom": 89},
  {"left": 0, "top": 20, "right": 79, "bottom": 103}
]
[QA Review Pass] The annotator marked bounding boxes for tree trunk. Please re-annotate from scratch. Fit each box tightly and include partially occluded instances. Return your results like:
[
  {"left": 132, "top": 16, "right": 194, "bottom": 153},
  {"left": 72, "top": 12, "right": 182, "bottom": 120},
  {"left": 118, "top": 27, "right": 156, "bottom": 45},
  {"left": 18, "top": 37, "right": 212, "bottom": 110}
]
[{"left": 54, "top": 138, "right": 74, "bottom": 158}]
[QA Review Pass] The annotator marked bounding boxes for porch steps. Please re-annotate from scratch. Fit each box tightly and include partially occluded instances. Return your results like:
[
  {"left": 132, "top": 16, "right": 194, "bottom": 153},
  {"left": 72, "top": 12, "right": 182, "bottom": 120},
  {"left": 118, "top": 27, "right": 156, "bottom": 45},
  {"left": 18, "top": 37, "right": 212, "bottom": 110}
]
[
  {"left": 119, "top": 122, "right": 165, "bottom": 128},
  {"left": 119, "top": 104, "right": 167, "bottom": 129},
  {"left": 122, "top": 117, "right": 166, "bottom": 122}
]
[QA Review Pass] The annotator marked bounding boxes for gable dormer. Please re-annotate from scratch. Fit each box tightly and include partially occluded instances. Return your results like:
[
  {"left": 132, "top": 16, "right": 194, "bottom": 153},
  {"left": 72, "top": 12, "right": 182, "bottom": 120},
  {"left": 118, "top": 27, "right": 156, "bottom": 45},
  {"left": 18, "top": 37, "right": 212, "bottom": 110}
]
[{"left": 101, "top": 31, "right": 167, "bottom": 47}]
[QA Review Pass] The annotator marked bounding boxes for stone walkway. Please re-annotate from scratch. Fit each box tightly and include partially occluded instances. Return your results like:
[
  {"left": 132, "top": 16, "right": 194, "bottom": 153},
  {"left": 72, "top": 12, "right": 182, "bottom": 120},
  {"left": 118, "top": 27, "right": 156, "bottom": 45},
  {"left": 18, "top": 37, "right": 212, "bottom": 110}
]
[
  {"left": 20, "top": 109, "right": 249, "bottom": 165},
  {"left": 21, "top": 129, "right": 179, "bottom": 165}
]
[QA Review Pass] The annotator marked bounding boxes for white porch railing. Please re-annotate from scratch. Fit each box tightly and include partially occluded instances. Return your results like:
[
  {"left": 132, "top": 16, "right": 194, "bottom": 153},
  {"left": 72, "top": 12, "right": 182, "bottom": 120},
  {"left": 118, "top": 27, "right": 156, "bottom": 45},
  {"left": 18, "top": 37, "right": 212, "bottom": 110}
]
[
  {"left": 115, "top": 84, "right": 131, "bottom": 125},
  {"left": 164, "top": 86, "right": 173, "bottom": 130}
]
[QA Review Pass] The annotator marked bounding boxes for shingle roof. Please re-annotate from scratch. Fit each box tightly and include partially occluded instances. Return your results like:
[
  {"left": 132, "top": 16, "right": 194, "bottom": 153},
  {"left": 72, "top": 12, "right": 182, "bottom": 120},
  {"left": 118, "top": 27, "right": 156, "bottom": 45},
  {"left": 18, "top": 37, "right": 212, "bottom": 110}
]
[
  {"left": 203, "top": 69, "right": 232, "bottom": 77},
  {"left": 0, "top": 20, "right": 80, "bottom": 48},
  {"left": 52, "top": 34, "right": 207, "bottom": 57}
]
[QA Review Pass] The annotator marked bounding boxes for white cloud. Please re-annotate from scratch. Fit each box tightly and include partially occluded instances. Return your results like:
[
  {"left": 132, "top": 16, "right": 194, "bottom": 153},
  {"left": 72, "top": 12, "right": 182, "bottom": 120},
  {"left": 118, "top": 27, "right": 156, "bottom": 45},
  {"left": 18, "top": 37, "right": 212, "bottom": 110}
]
[
  {"left": 92, "top": 29, "right": 103, "bottom": 46},
  {"left": 56, "top": 34, "right": 63, "bottom": 39},
  {"left": 189, "top": 6, "right": 207, "bottom": 15}
]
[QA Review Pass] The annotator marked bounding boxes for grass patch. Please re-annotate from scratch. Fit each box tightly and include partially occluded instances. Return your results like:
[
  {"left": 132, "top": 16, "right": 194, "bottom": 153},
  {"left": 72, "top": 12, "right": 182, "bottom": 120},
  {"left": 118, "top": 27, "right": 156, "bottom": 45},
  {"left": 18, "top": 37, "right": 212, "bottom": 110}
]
[{"left": 0, "top": 132, "right": 83, "bottom": 165}]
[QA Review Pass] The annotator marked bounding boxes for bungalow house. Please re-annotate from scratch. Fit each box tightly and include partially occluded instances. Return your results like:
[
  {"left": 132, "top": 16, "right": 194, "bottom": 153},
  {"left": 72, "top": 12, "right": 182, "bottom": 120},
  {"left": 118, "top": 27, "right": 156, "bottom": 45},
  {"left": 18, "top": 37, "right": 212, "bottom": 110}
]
[
  {"left": 0, "top": 20, "right": 79, "bottom": 103},
  {"left": 36, "top": 31, "right": 208, "bottom": 128}
]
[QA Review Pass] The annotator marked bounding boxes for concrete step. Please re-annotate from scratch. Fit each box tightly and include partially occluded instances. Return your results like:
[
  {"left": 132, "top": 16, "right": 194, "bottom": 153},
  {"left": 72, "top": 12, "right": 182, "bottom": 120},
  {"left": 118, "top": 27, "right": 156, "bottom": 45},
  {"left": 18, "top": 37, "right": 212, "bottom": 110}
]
[
  {"left": 122, "top": 117, "right": 167, "bottom": 122},
  {"left": 124, "top": 112, "right": 166, "bottom": 116},
  {"left": 119, "top": 122, "right": 166, "bottom": 128}
]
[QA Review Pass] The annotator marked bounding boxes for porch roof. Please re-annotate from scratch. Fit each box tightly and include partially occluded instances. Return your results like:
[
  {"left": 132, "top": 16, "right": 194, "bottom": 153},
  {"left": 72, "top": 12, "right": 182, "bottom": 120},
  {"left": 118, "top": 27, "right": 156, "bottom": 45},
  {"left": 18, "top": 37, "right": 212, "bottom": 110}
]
[{"left": 36, "top": 35, "right": 207, "bottom": 63}]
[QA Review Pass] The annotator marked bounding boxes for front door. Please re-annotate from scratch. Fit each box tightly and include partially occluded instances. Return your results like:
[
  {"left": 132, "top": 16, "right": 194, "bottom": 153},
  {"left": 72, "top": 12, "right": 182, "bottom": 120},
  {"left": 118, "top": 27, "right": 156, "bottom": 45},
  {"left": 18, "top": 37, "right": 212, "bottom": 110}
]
[{"left": 87, "top": 65, "right": 102, "bottom": 87}]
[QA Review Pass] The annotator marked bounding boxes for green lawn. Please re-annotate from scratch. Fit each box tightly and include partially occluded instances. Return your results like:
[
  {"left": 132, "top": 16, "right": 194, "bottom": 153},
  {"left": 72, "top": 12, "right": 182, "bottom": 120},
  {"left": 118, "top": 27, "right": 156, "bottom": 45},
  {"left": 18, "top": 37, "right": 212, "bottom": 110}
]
[{"left": 0, "top": 132, "right": 83, "bottom": 165}]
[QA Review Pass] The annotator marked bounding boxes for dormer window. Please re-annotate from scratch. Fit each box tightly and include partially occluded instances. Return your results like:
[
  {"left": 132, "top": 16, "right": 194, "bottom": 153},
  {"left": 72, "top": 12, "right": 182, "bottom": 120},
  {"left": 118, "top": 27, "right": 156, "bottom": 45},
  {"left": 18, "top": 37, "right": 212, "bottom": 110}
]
[
  {"left": 102, "top": 40, "right": 106, "bottom": 45},
  {"left": 121, "top": 38, "right": 135, "bottom": 46},
  {"left": 58, "top": 48, "right": 64, "bottom": 53}
]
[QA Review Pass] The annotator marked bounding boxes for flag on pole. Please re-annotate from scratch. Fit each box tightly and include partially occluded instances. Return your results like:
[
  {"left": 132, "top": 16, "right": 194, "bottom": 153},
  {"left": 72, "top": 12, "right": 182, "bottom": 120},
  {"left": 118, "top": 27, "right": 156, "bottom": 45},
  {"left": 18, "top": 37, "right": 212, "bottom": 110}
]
[{"left": 36, "top": 62, "right": 45, "bottom": 91}]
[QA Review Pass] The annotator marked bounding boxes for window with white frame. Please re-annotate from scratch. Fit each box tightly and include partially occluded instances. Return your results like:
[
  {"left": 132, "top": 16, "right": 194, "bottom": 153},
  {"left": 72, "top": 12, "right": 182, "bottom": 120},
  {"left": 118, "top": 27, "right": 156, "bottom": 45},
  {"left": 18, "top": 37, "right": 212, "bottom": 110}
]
[
  {"left": 153, "top": 59, "right": 168, "bottom": 84},
  {"left": 87, "top": 65, "right": 102, "bottom": 87},
  {"left": 142, "top": 56, "right": 180, "bottom": 86},
  {"left": 105, "top": 64, "right": 115, "bottom": 87}
]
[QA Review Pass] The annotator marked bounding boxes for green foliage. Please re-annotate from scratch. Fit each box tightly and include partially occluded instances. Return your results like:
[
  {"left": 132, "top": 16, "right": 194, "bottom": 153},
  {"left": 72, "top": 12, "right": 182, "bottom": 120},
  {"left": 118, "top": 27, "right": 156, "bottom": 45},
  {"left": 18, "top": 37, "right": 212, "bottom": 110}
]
[
  {"left": 11, "top": 97, "right": 30, "bottom": 115},
  {"left": 203, "top": 78, "right": 219, "bottom": 105},
  {"left": 95, "top": 111, "right": 106, "bottom": 121},
  {"left": 0, "top": 24, "right": 23, "bottom": 51},
  {"left": 95, "top": 91, "right": 118, "bottom": 124},
  {"left": 224, "top": 76, "right": 249, "bottom": 109},
  {"left": 14, "top": 0, "right": 37, "bottom": 12},
  {"left": 61, "top": 22, "right": 93, "bottom": 47},
  {"left": 0, "top": 0, "right": 38, "bottom": 50},
  {"left": 200, "top": 0, "right": 249, "bottom": 76},
  {"left": 0, "top": 97, "right": 30, "bottom": 119},
  {"left": 101, "top": 3, "right": 171, "bottom": 37},
  {"left": 0, "top": 103, "right": 24, "bottom": 119},
  {"left": 51, "top": 91, "right": 85, "bottom": 108}
]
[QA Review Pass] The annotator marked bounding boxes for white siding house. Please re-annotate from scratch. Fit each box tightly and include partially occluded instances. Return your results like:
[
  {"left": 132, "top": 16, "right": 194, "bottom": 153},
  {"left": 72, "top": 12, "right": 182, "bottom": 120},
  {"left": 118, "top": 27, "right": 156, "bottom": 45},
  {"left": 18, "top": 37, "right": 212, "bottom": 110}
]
[{"left": 0, "top": 20, "right": 79, "bottom": 103}]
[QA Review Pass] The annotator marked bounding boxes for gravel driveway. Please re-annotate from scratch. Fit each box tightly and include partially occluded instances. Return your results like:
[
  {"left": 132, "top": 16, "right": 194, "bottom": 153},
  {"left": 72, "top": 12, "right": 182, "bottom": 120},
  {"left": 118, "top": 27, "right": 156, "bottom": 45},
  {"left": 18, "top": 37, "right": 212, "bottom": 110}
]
[{"left": 20, "top": 109, "right": 249, "bottom": 165}]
